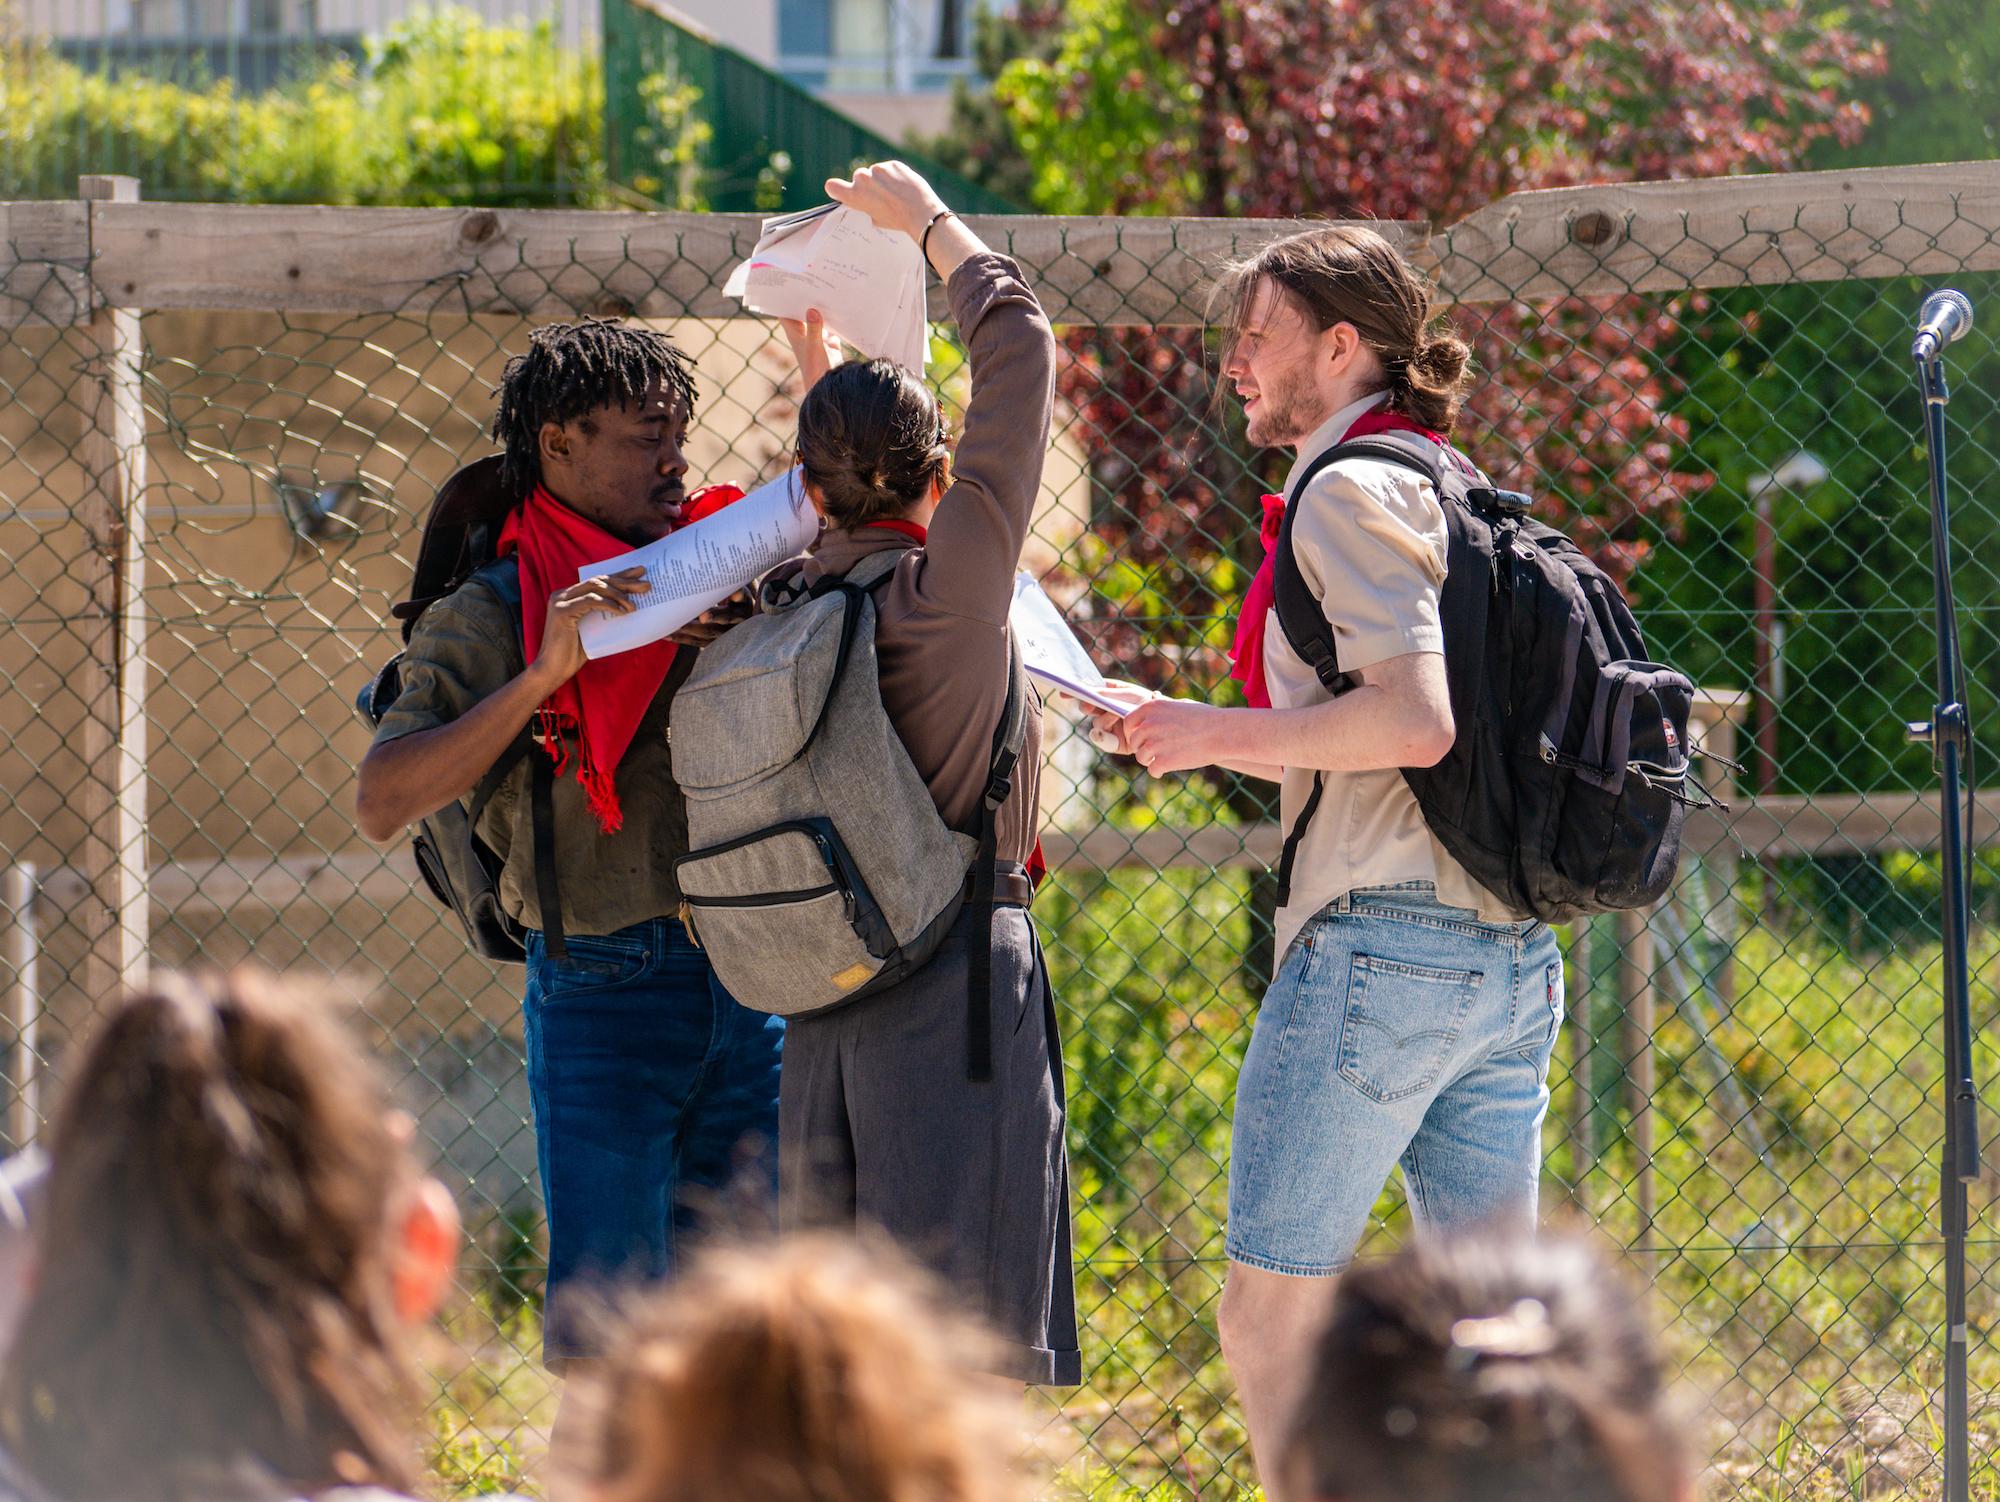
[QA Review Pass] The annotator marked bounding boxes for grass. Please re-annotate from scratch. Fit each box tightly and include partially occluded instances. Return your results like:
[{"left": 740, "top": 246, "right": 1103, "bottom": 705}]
[{"left": 425, "top": 861, "right": 1998, "bottom": 1500}]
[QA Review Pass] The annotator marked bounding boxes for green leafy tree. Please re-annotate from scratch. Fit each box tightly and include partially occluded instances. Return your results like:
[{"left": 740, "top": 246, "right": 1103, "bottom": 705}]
[{"left": 1636, "top": 0, "right": 2000, "bottom": 824}]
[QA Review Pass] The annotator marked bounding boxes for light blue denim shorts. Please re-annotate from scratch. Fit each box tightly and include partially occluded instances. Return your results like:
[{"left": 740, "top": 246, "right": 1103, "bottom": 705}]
[{"left": 1226, "top": 882, "right": 1564, "bottom": 1277}]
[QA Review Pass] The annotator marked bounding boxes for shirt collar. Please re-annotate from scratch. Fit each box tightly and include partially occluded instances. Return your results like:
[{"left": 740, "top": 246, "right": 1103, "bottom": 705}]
[
  {"left": 800, "top": 524, "right": 918, "bottom": 582},
  {"left": 1280, "top": 388, "right": 1393, "bottom": 499}
]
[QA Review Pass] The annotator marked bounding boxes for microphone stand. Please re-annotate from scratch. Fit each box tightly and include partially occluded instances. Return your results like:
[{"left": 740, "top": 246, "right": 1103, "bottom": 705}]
[{"left": 1910, "top": 339, "right": 1980, "bottom": 1502}]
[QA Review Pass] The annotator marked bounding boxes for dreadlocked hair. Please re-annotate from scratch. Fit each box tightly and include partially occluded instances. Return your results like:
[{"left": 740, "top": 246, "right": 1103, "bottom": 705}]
[{"left": 493, "top": 318, "right": 700, "bottom": 498}]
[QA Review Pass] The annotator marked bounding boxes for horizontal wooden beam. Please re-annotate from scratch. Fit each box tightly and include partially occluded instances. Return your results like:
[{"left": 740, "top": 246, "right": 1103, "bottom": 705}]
[
  {"left": 55, "top": 159, "right": 1998, "bottom": 326},
  {"left": 0, "top": 201, "right": 92, "bottom": 327},
  {"left": 1040, "top": 788, "right": 2000, "bottom": 873},
  {"left": 87, "top": 202, "right": 754, "bottom": 322},
  {"left": 32, "top": 850, "right": 418, "bottom": 919},
  {"left": 21, "top": 787, "right": 1988, "bottom": 923},
  {"left": 1432, "top": 161, "right": 2000, "bottom": 305},
  {"left": 81, "top": 201, "right": 1415, "bottom": 327}
]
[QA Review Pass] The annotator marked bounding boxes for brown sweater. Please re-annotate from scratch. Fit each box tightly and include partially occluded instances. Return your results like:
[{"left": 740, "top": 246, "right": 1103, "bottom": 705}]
[{"left": 790, "top": 252, "right": 1056, "bottom": 870}]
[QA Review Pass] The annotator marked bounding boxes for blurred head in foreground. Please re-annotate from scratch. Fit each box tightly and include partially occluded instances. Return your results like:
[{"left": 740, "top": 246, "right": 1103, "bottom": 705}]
[
  {"left": 0, "top": 971, "right": 460, "bottom": 1502},
  {"left": 1284, "top": 1232, "right": 1691, "bottom": 1502},
  {"left": 569, "top": 1233, "right": 1027, "bottom": 1502}
]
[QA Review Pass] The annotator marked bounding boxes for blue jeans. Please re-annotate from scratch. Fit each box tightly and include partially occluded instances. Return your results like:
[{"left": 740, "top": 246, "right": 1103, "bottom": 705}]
[
  {"left": 523, "top": 917, "right": 783, "bottom": 1363},
  {"left": 1226, "top": 883, "right": 1563, "bottom": 1276}
]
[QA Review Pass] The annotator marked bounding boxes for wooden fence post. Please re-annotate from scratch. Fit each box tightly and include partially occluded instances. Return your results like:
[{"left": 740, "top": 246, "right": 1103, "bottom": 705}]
[
  {"left": 1617, "top": 905, "right": 1657, "bottom": 1276},
  {"left": 4, "top": 866, "right": 38, "bottom": 1149},
  {"left": 1691, "top": 688, "right": 1750, "bottom": 1009},
  {"left": 1564, "top": 918, "right": 1595, "bottom": 1211},
  {"left": 76, "top": 175, "right": 149, "bottom": 1004}
]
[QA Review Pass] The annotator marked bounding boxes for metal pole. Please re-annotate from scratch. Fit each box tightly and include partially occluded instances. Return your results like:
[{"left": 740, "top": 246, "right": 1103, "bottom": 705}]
[
  {"left": 3, "top": 866, "right": 39, "bottom": 1150},
  {"left": 1910, "top": 342, "right": 1977, "bottom": 1502}
]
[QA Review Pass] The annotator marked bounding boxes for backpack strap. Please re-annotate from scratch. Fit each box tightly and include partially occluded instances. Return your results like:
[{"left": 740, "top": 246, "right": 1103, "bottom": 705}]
[
  {"left": 963, "top": 637, "right": 1030, "bottom": 1082},
  {"left": 1270, "top": 432, "right": 1445, "bottom": 697},
  {"left": 529, "top": 750, "right": 565, "bottom": 961},
  {"left": 1268, "top": 432, "right": 1446, "bottom": 909},
  {"left": 471, "top": 556, "right": 568, "bottom": 960},
  {"left": 966, "top": 637, "right": 1028, "bottom": 1083},
  {"left": 791, "top": 548, "right": 907, "bottom": 755}
]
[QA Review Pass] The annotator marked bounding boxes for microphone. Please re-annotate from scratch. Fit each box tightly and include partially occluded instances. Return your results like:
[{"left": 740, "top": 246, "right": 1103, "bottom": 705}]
[{"left": 1913, "top": 289, "right": 1974, "bottom": 362}]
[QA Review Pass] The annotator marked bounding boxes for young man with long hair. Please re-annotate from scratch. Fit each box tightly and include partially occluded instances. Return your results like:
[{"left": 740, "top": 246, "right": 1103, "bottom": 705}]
[{"left": 1093, "top": 227, "right": 1564, "bottom": 1496}]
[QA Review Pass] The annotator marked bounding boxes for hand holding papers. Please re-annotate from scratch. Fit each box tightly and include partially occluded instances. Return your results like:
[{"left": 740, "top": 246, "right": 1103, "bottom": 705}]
[
  {"left": 579, "top": 470, "right": 819, "bottom": 660},
  {"left": 1011, "top": 573, "right": 1155, "bottom": 720},
  {"left": 724, "top": 204, "right": 928, "bottom": 372}
]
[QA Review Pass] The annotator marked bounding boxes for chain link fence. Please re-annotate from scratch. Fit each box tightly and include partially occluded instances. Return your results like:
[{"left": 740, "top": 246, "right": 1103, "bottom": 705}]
[{"left": 1, "top": 164, "right": 1998, "bottom": 1498}]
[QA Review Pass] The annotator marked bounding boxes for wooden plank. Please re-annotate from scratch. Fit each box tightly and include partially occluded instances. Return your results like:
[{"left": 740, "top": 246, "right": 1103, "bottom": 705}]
[
  {"left": 1433, "top": 161, "right": 2000, "bottom": 305},
  {"left": 956, "top": 215, "right": 1426, "bottom": 326},
  {"left": 84, "top": 201, "right": 1421, "bottom": 325},
  {"left": 27, "top": 785, "right": 1995, "bottom": 924},
  {"left": 79, "top": 162, "right": 2000, "bottom": 327},
  {"left": 1041, "top": 789, "right": 2000, "bottom": 874},
  {"left": 88, "top": 202, "right": 761, "bottom": 322},
  {"left": 75, "top": 176, "right": 150, "bottom": 1001},
  {"left": 1684, "top": 788, "right": 2000, "bottom": 862},
  {"left": 36, "top": 851, "right": 420, "bottom": 920},
  {"left": 0, "top": 201, "right": 91, "bottom": 327}
]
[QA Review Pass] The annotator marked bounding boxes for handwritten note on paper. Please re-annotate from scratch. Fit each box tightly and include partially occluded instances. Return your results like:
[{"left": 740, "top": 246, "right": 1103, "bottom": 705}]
[
  {"left": 1010, "top": 573, "right": 1150, "bottom": 718},
  {"left": 579, "top": 470, "right": 820, "bottom": 660},
  {"left": 723, "top": 204, "right": 928, "bottom": 371}
]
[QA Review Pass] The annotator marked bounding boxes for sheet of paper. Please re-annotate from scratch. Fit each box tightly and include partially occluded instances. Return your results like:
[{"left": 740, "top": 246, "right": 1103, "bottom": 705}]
[
  {"left": 579, "top": 469, "right": 819, "bottom": 660},
  {"left": 1010, "top": 573, "right": 1142, "bottom": 718},
  {"left": 724, "top": 204, "right": 928, "bottom": 370}
]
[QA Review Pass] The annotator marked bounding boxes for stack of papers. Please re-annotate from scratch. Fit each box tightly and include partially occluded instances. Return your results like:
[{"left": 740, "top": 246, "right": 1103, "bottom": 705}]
[
  {"left": 1011, "top": 573, "right": 1147, "bottom": 718},
  {"left": 579, "top": 470, "right": 820, "bottom": 660},
  {"left": 723, "top": 203, "right": 929, "bottom": 371}
]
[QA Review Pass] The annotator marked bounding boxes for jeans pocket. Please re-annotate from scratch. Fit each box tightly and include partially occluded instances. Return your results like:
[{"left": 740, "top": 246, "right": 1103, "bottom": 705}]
[
  {"left": 1515, "top": 957, "right": 1565, "bottom": 1066},
  {"left": 531, "top": 930, "right": 653, "bottom": 999},
  {"left": 1337, "top": 953, "right": 1485, "bottom": 1103}
]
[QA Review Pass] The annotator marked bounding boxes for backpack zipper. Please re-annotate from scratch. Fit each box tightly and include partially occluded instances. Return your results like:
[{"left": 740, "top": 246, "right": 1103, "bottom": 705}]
[{"left": 682, "top": 883, "right": 840, "bottom": 908}]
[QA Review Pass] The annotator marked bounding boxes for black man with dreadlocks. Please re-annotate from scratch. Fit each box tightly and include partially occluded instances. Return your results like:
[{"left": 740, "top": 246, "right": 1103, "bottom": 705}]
[{"left": 356, "top": 320, "right": 782, "bottom": 1377}]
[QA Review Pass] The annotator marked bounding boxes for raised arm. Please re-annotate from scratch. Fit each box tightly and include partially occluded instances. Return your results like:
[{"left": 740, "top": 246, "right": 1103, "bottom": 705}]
[{"left": 824, "top": 162, "right": 1058, "bottom": 624}]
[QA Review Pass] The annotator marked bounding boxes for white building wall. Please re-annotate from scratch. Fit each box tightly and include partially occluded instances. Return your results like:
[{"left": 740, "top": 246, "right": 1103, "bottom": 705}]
[{"left": 646, "top": 0, "right": 779, "bottom": 70}]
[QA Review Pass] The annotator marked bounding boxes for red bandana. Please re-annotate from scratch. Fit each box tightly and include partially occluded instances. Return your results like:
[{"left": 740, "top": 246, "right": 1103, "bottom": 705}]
[
  {"left": 1228, "top": 410, "right": 1454, "bottom": 708},
  {"left": 500, "top": 482, "right": 745, "bottom": 835}
]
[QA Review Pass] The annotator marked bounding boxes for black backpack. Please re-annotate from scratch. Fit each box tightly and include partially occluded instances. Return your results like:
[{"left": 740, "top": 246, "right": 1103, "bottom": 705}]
[
  {"left": 354, "top": 456, "right": 567, "bottom": 963},
  {"left": 1270, "top": 431, "right": 1709, "bottom": 926}
]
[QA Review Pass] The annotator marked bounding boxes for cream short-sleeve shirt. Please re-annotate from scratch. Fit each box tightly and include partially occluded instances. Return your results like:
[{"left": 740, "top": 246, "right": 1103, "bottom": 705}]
[{"left": 1264, "top": 392, "right": 1523, "bottom": 967}]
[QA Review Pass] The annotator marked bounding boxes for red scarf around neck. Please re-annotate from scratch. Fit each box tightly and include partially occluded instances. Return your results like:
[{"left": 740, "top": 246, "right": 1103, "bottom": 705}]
[
  {"left": 1228, "top": 409, "right": 1453, "bottom": 708},
  {"left": 500, "top": 482, "right": 743, "bottom": 835}
]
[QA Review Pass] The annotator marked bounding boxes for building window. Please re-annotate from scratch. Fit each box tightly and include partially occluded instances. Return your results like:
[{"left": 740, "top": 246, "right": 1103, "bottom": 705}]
[
  {"left": 782, "top": 0, "right": 971, "bottom": 90},
  {"left": 128, "top": 0, "right": 313, "bottom": 37},
  {"left": 933, "top": 0, "right": 963, "bottom": 59}
]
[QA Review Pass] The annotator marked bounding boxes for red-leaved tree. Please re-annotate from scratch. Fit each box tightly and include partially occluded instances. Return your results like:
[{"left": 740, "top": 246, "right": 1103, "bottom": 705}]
[{"left": 1002, "top": 0, "right": 1885, "bottom": 686}]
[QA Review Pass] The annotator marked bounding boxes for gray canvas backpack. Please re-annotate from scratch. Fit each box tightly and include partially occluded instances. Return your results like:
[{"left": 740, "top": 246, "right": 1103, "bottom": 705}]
[{"left": 669, "top": 550, "right": 1027, "bottom": 1081}]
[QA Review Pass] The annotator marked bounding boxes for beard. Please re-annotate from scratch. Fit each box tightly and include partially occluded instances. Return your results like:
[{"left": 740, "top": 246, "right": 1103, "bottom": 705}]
[{"left": 1244, "top": 360, "right": 1333, "bottom": 448}]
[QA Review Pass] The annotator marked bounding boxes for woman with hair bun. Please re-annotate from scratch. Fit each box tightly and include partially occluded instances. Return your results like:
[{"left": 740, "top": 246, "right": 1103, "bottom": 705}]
[
  {"left": 1284, "top": 1231, "right": 1692, "bottom": 1502},
  {"left": 1089, "top": 224, "right": 1561, "bottom": 1498},
  {"left": 755, "top": 161, "right": 1078, "bottom": 1389}
]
